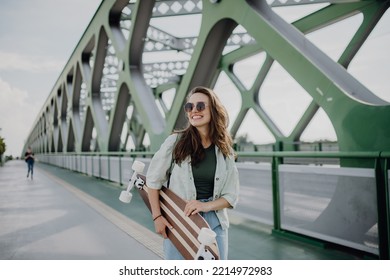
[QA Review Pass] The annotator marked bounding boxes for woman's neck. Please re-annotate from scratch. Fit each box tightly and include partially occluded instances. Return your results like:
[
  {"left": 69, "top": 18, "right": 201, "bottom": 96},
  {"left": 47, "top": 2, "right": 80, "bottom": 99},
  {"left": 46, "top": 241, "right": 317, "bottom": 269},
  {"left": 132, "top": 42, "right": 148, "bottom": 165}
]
[{"left": 197, "top": 128, "right": 211, "bottom": 148}]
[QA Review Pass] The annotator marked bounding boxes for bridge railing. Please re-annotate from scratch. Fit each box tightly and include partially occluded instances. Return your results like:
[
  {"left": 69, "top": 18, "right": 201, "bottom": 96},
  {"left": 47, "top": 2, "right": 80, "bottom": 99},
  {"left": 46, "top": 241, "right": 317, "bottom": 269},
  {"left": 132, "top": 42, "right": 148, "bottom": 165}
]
[{"left": 37, "top": 151, "right": 390, "bottom": 259}]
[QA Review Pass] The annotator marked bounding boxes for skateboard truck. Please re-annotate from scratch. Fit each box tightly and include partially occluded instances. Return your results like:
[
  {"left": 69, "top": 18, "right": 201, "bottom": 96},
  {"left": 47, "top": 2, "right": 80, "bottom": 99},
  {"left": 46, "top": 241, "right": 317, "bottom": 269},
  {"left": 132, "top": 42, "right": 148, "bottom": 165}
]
[
  {"left": 195, "top": 227, "right": 218, "bottom": 260},
  {"left": 119, "top": 161, "right": 145, "bottom": 203}
]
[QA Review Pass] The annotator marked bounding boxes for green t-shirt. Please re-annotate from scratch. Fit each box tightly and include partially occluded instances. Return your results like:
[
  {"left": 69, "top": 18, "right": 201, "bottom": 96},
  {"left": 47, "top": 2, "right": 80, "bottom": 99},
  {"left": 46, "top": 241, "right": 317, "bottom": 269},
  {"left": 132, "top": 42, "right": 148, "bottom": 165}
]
[{"left": 192, "top": 144, "right": 216, "bottom": 199}]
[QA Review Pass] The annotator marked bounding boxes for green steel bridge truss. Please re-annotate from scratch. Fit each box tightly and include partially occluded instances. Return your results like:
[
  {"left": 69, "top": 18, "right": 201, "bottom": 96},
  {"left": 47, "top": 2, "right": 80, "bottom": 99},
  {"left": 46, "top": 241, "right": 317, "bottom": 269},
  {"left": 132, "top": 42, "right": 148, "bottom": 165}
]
[
  {"left": 23, "top": 0, "right": 390, "bottom": 258},
  {"left": 24, "top": 0, "right": 390, "bottom": 159}
]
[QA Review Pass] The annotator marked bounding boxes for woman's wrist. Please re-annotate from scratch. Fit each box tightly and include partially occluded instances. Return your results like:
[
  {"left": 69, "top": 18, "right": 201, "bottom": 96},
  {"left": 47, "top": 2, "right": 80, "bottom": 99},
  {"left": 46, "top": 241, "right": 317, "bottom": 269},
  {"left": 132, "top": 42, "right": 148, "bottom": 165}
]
[
  {"left": 153, "top": 214, "right": 162, "bottom": 221},
  {"left": 203, "top": 202, "right": 213, "bottom": 212}
]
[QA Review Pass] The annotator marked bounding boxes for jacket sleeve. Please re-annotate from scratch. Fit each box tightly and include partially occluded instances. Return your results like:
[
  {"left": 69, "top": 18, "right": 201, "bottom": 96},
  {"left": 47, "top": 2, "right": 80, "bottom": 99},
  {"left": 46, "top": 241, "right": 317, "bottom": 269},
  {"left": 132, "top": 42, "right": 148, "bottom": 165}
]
[
  {"left": 146, "top": 134, "right": 178, "bottom": 190},
  {"left": 220, "top": 156, "right": 240, "bottom": 209}
]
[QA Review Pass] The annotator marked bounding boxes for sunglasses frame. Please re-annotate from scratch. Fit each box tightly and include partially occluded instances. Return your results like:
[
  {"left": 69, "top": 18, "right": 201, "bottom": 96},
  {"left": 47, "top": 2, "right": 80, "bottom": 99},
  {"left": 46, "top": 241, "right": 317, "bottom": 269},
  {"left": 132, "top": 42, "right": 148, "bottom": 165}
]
[{"left": 183, "top": 101, "right": 207, "bottom": 113}]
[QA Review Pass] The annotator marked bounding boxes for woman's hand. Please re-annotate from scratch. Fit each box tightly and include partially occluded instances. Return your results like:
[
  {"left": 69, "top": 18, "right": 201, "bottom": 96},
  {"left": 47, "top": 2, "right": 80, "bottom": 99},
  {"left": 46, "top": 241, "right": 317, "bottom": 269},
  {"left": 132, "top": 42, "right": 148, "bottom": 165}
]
[
  {"left": 153, "top": 215, "right": 173, "bottom": 239},
  {"left": 149, "top": 188, "right": 173, "bottom": 238},
  {"left": 184, "top": 200, "right": 211, "bottom": 216},
  {"left": 184, "top": 198, "right": 231, "bottom": 216}
]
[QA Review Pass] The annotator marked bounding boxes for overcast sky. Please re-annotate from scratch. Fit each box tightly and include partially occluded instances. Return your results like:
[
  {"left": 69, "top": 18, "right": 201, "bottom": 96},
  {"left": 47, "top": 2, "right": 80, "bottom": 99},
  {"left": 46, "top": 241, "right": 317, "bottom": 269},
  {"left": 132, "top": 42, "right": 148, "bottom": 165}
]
[{"left": 0, "top": 0, "right": 102, "bottom": 156}]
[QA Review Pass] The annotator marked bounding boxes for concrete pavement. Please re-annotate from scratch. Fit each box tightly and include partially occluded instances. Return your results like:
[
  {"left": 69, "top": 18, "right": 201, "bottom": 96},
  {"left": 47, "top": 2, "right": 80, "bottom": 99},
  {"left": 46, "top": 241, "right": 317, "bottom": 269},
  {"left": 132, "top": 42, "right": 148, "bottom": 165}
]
[{"left": 0, "top": 160, "right": 162, "bottom": 260}]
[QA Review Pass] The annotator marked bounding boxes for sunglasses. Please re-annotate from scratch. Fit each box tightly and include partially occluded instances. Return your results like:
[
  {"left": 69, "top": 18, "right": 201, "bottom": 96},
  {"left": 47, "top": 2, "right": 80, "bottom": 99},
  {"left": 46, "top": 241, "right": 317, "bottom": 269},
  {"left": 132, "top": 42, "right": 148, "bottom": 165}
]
[{"left": 183, "top": 101, "right": 208, "bottom": 113}]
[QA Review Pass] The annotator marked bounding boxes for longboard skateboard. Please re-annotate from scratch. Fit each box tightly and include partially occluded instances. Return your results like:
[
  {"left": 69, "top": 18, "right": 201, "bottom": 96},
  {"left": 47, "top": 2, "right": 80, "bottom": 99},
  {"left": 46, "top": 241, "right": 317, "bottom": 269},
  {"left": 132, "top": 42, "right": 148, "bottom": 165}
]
[{"left": 119, "top": 160, "right": 220, "bottom": 260}]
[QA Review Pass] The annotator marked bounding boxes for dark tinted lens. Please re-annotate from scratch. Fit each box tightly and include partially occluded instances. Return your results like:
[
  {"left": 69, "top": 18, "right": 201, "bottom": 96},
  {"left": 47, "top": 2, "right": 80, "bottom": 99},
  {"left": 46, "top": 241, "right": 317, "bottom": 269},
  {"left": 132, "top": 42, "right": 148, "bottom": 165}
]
[
  {"left": 184, "top": 102, "right": 193, "bottom": 112},
  {"left": 196, "top": 102, "right": 206, "bottom": 111}
]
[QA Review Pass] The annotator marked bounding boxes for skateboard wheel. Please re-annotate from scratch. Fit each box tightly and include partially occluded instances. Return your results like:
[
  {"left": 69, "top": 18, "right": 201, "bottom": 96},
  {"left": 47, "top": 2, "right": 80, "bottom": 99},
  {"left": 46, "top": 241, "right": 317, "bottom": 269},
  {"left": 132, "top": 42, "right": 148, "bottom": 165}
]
[
  {"left": 132, "top": 161, "right": 145, "bottom": 173},
  {"left": 119, "top": 190, "right": 132, "bottom": 203},
  {"left": 197, "top": 249, "right": 215, "bottom": 260},
  {"left": 198, "top": 227, "right": 216, "bottom": 246}
]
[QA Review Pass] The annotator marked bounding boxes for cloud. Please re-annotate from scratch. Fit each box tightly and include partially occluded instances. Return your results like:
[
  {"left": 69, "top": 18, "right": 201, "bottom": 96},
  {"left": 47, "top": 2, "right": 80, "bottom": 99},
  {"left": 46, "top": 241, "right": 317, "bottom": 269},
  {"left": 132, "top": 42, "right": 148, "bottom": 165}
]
[
  {"left": 0, "top": 78, "right": 39, "bottom": 156},
  {"left": 0, "top": 50, "right": 64, "bottom": 73}
]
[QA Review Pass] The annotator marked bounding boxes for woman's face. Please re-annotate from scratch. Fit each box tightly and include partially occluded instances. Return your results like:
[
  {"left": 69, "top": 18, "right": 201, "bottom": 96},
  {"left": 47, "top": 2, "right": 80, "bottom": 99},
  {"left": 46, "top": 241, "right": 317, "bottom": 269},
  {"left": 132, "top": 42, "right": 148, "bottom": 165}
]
[{"left": 186, "top": 92, "right": 211, "bottom": 131}]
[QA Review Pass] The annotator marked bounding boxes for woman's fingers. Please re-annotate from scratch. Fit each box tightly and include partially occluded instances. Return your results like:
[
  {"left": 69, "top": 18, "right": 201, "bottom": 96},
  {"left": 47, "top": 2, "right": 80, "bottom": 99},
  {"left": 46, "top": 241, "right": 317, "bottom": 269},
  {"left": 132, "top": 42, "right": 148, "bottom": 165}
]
[
  {"left": 154, "top": 216, "right": 173, "bottom": 239},
  {"left": 184, "top": 200, "right": 204, "bottom": 216}
]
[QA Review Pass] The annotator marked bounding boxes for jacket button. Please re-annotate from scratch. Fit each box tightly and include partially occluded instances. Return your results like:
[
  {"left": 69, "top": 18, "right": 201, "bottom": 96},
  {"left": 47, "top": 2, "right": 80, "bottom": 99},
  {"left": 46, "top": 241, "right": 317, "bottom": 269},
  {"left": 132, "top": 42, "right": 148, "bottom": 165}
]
[{"left": 216, "top": 177, "right": 219, "bottom": 181}]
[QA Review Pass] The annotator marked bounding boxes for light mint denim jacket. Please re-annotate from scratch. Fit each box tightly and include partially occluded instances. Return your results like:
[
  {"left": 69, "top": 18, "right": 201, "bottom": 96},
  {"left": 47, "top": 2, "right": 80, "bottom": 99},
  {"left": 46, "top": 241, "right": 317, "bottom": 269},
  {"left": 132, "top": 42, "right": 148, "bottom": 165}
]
[{"left": 146, "top": 134, "right": 239, "bottom": 230}]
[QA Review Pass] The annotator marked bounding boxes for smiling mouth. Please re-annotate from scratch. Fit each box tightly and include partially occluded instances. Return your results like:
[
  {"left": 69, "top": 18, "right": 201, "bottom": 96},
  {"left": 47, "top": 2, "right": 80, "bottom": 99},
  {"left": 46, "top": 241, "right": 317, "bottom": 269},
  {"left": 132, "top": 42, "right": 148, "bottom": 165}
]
[{"left": 191, "top": 115, "right": 203, "bottom": 120}]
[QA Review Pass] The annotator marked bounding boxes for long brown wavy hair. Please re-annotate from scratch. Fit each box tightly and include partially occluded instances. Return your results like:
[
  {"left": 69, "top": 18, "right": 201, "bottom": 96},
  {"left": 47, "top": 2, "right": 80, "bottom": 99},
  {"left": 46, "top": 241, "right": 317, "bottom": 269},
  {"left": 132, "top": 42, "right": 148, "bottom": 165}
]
[{"left": 173, "top": 86, "right": 234, "bottom": 166}]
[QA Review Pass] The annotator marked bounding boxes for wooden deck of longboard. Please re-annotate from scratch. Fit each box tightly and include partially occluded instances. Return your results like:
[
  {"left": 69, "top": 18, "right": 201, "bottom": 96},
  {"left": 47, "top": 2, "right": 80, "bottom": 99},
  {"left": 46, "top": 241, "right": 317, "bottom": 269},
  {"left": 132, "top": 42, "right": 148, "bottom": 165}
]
[{"left": 136, "top": 174, "right": 219, "bottom": 260}]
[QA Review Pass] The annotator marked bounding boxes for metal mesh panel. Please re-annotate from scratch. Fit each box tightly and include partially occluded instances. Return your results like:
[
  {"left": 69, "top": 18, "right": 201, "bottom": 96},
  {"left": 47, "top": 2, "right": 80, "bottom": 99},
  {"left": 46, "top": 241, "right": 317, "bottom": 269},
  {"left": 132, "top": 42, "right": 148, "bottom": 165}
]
[
  {"left": 120, "top": 157, "right": 133, "bottom": 185},
  {"left": 92, "top": 156, "right": 100, "bottom": 177},
  {"left": 236, "top": 163, "right": 273, "bottom": 225},
  {"left": 100, "top": 156, "right": 110, "bottom": 180},
  {"left": 109, "top": 157, "right": 121, "bottom": 183},
  {"left": 279, "top": 165, "right": 378, "bottom": 254},
  {"left": 86, "top": 157, "right": 93, "bottom": 176}
]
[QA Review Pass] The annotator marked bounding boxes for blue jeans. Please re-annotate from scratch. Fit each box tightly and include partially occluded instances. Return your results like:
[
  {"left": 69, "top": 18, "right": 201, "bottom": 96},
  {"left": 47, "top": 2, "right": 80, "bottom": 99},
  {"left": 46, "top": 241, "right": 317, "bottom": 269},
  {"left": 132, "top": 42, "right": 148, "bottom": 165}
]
[
  {"left": 27, "top": 161, "right": 34, "bottom": 176},
  {"left": 163, "top": 209, "right": 228, "bottom": 260}
]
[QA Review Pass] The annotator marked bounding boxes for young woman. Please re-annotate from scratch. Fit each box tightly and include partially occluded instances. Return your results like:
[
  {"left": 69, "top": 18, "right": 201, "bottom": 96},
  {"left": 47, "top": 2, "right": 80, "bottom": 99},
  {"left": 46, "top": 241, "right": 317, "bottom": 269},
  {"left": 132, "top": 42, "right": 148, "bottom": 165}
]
[{"left": 146, "top": 86, "right": 239, "bottom": 260}]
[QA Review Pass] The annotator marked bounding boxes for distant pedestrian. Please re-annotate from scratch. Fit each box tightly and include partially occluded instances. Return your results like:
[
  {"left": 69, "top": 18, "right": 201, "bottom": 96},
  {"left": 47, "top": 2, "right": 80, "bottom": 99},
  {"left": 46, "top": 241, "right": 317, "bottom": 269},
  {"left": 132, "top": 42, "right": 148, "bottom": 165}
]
[{"left": 25, "top": 147, "right": 34, "bottom": 179}]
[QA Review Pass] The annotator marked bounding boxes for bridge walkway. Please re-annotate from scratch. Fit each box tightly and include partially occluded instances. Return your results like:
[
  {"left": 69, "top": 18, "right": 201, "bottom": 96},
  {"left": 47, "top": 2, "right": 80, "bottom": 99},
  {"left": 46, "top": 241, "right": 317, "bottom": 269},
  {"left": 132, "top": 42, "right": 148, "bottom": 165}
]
[{"left": 0, "top": 160, "right": 361, "bottom": 260}]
